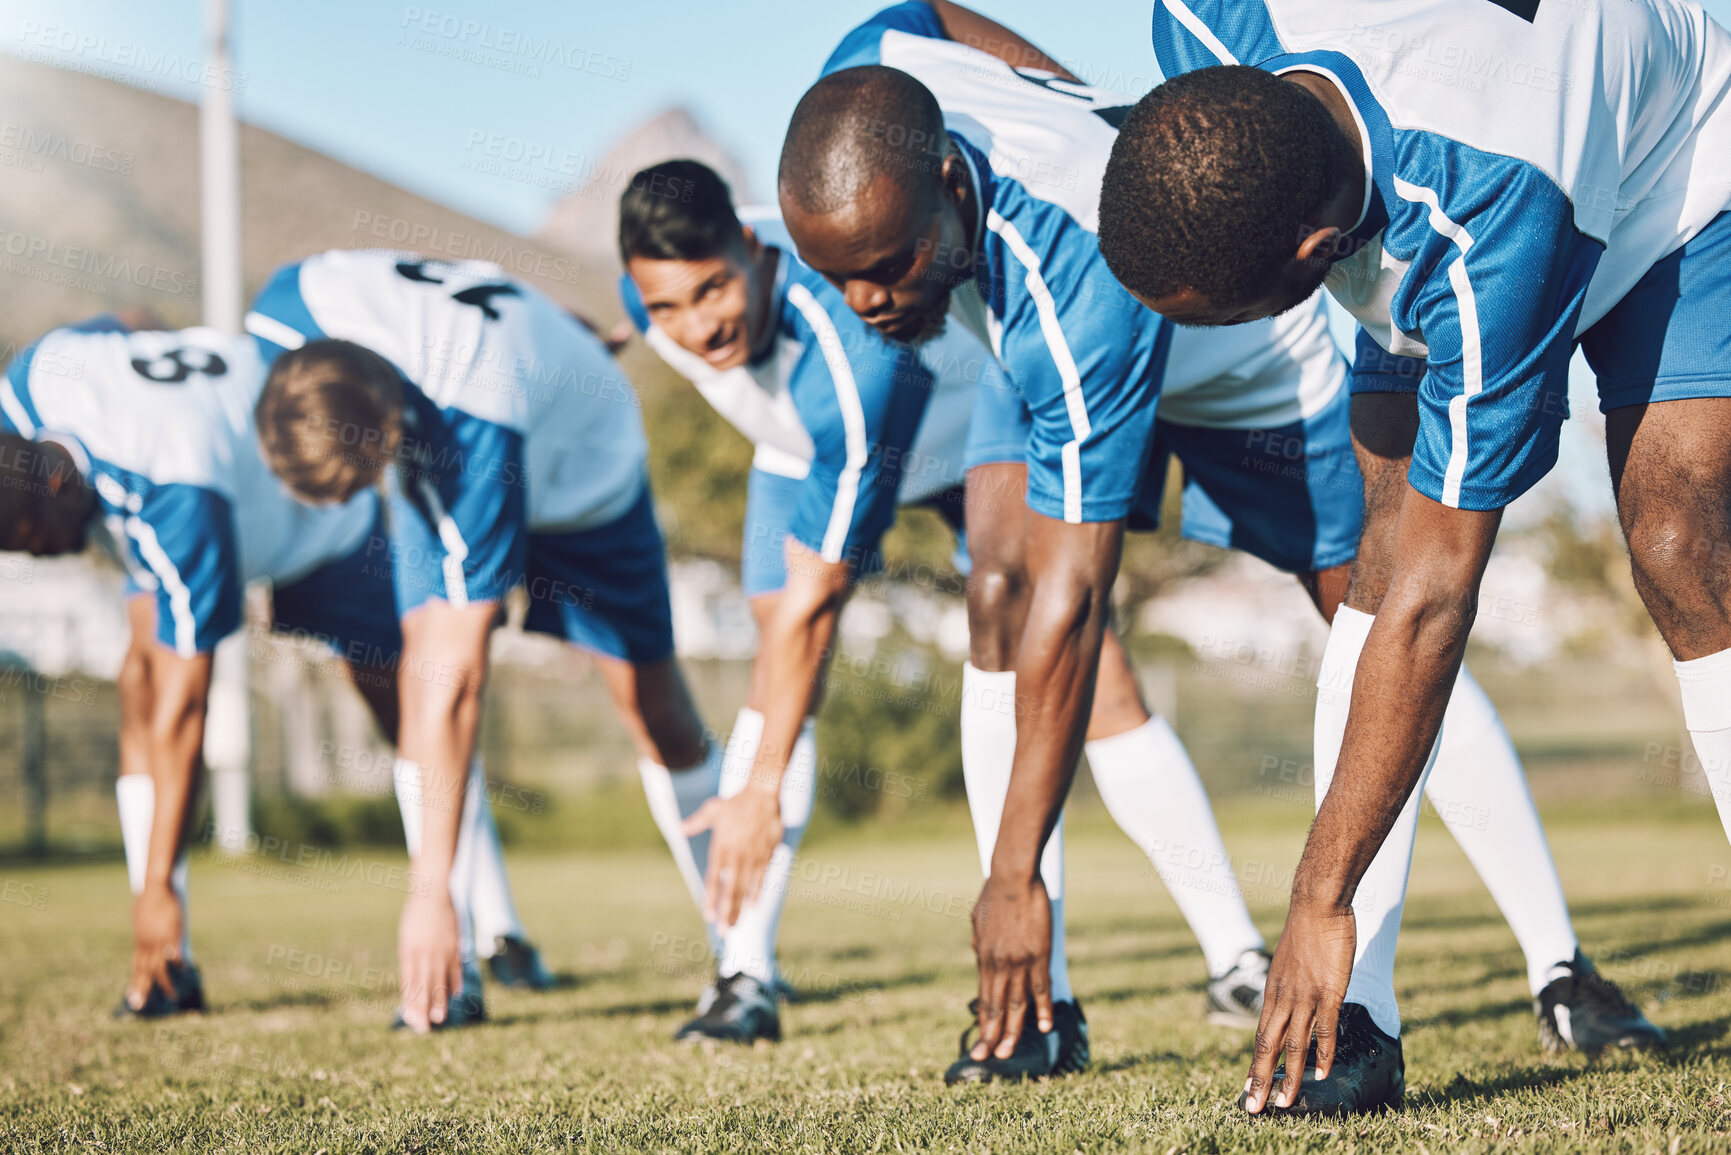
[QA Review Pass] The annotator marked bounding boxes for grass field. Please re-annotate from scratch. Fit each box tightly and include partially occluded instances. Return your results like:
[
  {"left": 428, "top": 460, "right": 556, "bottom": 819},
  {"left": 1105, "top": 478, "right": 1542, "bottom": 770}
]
[{"left": 4, "top": 796, "right": 1731, "bottom": 1153}]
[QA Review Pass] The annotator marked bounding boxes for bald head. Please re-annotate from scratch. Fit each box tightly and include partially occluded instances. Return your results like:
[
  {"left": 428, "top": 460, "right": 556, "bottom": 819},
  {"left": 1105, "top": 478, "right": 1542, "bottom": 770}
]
[{"left": 778, "top": 65, "right": 949, "bottom": 217}]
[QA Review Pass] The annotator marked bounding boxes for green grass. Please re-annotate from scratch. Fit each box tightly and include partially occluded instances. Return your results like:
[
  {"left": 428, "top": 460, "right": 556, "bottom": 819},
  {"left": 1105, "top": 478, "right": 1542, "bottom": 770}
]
[{"left": 3, "top": 798, "right": 1731, "bottom": 1152}]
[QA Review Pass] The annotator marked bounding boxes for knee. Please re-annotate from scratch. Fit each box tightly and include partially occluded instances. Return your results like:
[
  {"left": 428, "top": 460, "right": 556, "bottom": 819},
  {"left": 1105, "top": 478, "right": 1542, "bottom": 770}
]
[
  {"left": 1624, "top": 510, "right": 1730, "bottom": 599},
  {"left": 966, "top": 560, "right": 1024, "bottom": 666},
  {"left": 117, "top": 645, "right": 151, "bottom": 701}
]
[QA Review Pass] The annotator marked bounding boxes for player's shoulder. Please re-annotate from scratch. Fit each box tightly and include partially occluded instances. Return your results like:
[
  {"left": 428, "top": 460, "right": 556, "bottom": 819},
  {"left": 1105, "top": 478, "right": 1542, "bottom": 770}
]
[
  {"left": 27, "top": 325, "right": 262, "bottom": 490},
  {"left": 822, "top": 2, "right": 948, "bottom": 76}
]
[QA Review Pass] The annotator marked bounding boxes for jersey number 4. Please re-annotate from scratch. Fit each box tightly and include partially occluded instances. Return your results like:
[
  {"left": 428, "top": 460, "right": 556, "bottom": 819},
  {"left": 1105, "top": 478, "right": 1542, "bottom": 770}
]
[
  {"left": 130, "top": 347, "right": 229, "bottom": 383},
  {"left": 394, "top": 260, "right": 521, "bottom": 320}
]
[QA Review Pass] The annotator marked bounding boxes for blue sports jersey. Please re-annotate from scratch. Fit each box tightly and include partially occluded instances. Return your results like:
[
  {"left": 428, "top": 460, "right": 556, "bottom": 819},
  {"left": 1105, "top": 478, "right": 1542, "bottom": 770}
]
[
  {"left": 622, "top": 232, "right": 959, "bottom": 572},
  {"left": 622, "top": 211, "right": 985, "bottom": 572},
  {"left": 247, "top": 249, "right": 650, "bottom": 608},
  {"left": 0, "top": 318, "right": 376, "bottom": 656},
  {"left": 822, "top": 3, "right": 1349, "bottom": 524},
  {"left": 1149, "top": 0, "right": 1731, "bottom": 509}
]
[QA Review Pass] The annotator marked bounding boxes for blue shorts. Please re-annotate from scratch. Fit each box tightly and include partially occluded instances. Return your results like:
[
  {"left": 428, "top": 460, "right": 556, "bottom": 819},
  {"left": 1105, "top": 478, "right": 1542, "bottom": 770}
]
[
  {"left": 965, "top": 370, "right": 1363, "bottom": 574},
  {"left": 1582, "top": 210, "right": 1731, "bottom": 413},
  {"left": 1148, "top": 390, "right": 1364, "bottom": 574},
  {"left": 520, "top": 482, "right": 676, "bottom": 664},
  {"left": 272, "top": 505, "right": 404, "bottom": 669}
]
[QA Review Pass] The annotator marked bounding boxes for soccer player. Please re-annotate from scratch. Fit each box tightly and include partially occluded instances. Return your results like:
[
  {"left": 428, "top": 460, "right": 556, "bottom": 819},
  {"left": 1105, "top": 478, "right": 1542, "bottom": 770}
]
[
  {"left": 1093, "top": 0, "right": 1731, "bottom": 1115},
  {"left": 780, "top": 0, "right": 1662, "bottom": 1088},
  {"left": 0, "top": 312, "right": 549, "bottom": 1017},
  {"left": 618, "top": 160, "right": 1282, "bottom": 1058},
  {"left": 245, "top": 250, "right": 728, "bottom": 1034}
]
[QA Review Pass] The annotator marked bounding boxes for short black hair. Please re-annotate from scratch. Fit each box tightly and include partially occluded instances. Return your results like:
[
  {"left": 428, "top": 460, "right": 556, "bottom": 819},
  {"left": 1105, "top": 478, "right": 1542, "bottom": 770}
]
[
  {"left": 779, "top": 65, "right": 948, "bottom": 216},
  {"left": 1098, "top": 66, "right": 1352, "bottom": 308},
  {"left": 617, "top": 159, "right": 744, "bottom": 264}
]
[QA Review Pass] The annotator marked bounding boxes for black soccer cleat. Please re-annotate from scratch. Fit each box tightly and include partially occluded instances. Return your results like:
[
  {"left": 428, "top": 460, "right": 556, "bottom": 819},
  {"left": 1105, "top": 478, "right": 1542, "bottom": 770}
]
[
  {"left": 112, "top": 959, "right": 206, "bottom": 1020},
  {"left": 1207, "top": 948, "right": 1272, "bottom": 1028},
  {"left": 391, "top": 961, "right": 487, "bottom": 1031},
  {"left": 943, "top": 998, "right": 1088, "bottom": 1084},
  {"left": 1238, "top": 1001, "right": 1405, "bottom": 1116},
  {"left": 675, "top": 972, "right": 781, "bottom": 1044},
  {"left": 486, "top": 935, "right": 556, "bottom": 991},
  {"left": 1051, "top": 999, "right": 1090, "bottom": 1075},
  {"left": 1536, "top": 950, "right": 1668, "bottom": 1055}
]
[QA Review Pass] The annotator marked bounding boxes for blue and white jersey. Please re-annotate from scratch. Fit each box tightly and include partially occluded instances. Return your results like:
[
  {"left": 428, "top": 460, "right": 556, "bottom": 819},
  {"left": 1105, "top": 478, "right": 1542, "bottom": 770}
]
[
  {"left": 0, "top": 318, "right": 376, "bottom": 656},
  {"left": 247, "top": 249, "right": 650, "bottom": 607},
  {"left": 823, "top": 3, "right": 1345, "bottom": 525},
  {"left": 1151, "top": 0, "right": 1731, "bottom": 508},
  {"left": 622, "top": 213, "right": 981, "bottom": 570}
]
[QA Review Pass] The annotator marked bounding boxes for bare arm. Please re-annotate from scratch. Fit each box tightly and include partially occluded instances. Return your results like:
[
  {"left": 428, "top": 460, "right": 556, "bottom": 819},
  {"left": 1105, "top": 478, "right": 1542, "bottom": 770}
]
[
  {"left": 120, "top": 602, "right": 212, "bottom": 1007},
  {"left": 1246, "top": 488, "right": 1501, "bottom": 1111},
  {"left": 394, "top": 598, "right": 497, "bottom": 1031},
  {"left": 972, "top": 511, "right": 1122, "bottom": 1058},
  {"left": 928, "top": 0, "right": 1080, "bottom": 81},
  {"left": 688, "top": 539, "right": 851, "bottom": 927}
]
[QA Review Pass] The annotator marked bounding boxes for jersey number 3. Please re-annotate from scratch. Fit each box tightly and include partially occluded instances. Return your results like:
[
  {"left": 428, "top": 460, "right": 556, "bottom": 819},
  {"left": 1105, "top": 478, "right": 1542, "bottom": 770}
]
[{"left": 130, "top": 347, "right": 229, "bottom": 384}]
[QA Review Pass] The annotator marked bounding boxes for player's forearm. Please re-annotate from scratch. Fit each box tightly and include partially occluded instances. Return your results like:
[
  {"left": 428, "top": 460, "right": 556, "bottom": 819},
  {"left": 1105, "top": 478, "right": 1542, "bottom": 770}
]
[
  {"left": 143, "top": 661, "right": 212, "bottom": 890},
  {"left": 991, "top": 519, "right": 1121, "bottom": 881},
  {"left": 928, "top": 0, "right": 1079, "bottom": 81},
  {"left": 397, "top": 660, "right": 486, "bottom": 878},
  {"left": 745, "top": 561, "right": 851, "bottom": 794},
  {"left": 1293, "top": 491, "right": 1502, "bottom": 908}
]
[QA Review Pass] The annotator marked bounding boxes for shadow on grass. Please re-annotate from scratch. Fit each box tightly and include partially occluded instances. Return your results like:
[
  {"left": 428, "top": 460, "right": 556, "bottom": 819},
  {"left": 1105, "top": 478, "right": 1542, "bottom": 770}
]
[
  {"left": 1403, "top": 995, "right": 1533, "bottom": 1032},
  {"left": 1658, "top": 1013, "right": 1731, "bottom": 1053},
  {"left": 1422, "top": 1063, "right": 1588, "bottom": 1105}
]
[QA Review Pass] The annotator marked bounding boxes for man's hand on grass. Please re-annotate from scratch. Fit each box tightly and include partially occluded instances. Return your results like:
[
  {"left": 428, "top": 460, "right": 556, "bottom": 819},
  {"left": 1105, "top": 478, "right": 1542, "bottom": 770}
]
[
  {"left": 397, "top": 886, "right": 463, "bottom": 1033},
  {"left": 126, "top": 883, "right": 183, "bottom": 1009},
  {"left": 1243, "top": 900, "right": 1356, "bottom": 1113},
  {"left": 970, "top": 871, "right": 1053, "bottom": 1060}
]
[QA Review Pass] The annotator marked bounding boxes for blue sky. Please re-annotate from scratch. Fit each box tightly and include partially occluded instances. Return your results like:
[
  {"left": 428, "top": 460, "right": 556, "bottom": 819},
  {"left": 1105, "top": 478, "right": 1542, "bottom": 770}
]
[
  {"left": 8, "top": 0, "right": 1729, "bottom": 236},
  {"left": 0, "top": 0, "right": 1166, "bottom": 233}
]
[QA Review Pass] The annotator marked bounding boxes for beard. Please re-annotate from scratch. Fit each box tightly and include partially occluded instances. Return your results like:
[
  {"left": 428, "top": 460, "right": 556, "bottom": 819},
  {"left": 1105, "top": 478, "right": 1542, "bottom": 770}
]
[{"left": 891, "top": 286, "right": 955, "bottom": 347}]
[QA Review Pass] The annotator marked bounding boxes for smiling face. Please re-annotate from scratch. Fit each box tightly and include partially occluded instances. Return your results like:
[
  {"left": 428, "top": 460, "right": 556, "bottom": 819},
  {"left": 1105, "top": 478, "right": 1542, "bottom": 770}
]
[
  {"left": 627, "top": 232, "right": 765, "bottom": 372},
  {"left": 781, "top": 164, "right": 973, "bottom": 346}
]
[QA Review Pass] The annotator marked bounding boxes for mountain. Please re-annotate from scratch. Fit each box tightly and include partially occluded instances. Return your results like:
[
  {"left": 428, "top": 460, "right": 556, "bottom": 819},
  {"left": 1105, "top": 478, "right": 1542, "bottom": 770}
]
[
  {"left": 0, "top": 54, "right": 616, "bottom": 355},
  {"left": 536, "top": 107, "right": 753, "bottom": 277}
]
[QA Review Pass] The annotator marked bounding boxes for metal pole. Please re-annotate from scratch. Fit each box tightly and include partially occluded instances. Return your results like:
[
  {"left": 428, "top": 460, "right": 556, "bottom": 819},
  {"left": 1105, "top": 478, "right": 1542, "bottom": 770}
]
[
  {"left": 22, "top": 678, "right": 46, "bottom": 857},
  {"left": 200, "top": 0, "right": 242, "bottom": 334},
  {"left": 200, "top": 0, "right": 252, "bottom": 846}
]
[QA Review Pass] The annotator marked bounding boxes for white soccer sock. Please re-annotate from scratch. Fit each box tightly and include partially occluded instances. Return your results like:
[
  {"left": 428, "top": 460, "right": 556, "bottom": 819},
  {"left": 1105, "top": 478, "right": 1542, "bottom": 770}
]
[
  {"left": 960, "top": 663, "right": 1073, "bottom": 1004},
  {"left": 394, "top": 758, "right": 478, "bottom": 967},
  {"left": 116, "top": 773, "right": 193, "bottom": 961},
  {"left": 1423, "top": 666, "right": 1579, "bottom": 997},
  {"left": 1314, "top": 608, "right": 1440, "bottom": 1038},
  {"left": 463, "top": 759, "right": 528, "bottom": 958},
  {"left": 717, "top": 713, "right": 816, "bottom": 983},
  {"left": 1086, "top": 717, "right": 1264, "bottom": 976},
  {"left": 1675, "top": 648, "right": 1731, "bottom": 846},
  {"left": 638, "top": 734, "right": 725, "bottom": 954}
]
